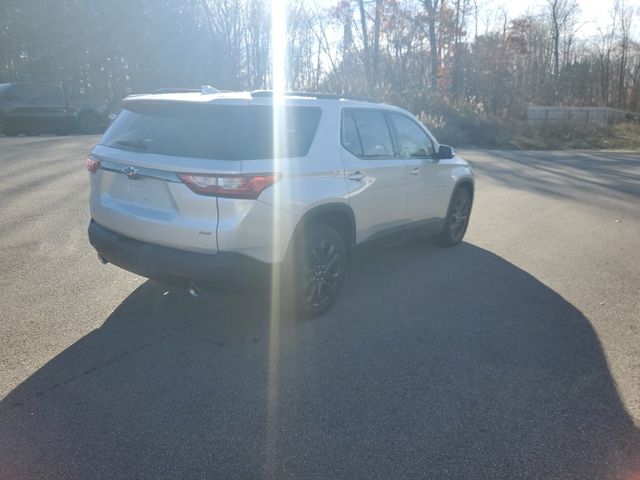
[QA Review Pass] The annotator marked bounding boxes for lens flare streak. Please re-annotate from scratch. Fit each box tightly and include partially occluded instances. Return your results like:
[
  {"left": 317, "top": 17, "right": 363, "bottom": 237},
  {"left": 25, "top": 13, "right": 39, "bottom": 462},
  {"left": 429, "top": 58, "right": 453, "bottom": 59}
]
[{"left": 266, "top": 0, "right": 288, "bottom": 476}]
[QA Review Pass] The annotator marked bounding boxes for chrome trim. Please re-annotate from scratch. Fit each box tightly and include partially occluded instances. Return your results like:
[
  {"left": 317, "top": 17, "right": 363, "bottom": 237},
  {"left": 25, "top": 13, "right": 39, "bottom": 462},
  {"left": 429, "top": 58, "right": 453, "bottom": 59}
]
[
  {"left": 100, "top": 160, "right": 181, "bottom": 183},
  {"left": 122, "top": 166, "right": 140, "bottom": 179}
]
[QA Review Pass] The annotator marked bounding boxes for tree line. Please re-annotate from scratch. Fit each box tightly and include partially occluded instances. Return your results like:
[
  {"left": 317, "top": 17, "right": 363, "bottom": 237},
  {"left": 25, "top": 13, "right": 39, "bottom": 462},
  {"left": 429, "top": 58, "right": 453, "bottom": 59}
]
[{"left": 1, "top": 0, "right": 638, "bottom": 119}]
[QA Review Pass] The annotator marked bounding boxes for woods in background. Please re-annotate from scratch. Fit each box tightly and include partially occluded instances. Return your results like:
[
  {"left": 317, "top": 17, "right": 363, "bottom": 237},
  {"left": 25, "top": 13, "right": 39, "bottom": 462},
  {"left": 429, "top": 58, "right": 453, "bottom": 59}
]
[{"left": 1, "top": 0, "right": 638, "bottom": 120}]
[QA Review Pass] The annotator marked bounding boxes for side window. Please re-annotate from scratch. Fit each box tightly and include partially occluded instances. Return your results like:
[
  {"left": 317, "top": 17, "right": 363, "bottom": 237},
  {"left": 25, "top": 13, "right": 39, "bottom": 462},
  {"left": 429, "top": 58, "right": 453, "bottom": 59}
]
[
  {"left": 389, "top": 113, "right": 435, "bottom": 158},
  {"left": 32, "top": 84, "right": 64, "bottom": 102},
  {"left": 5, "top": 84, "right": 32, "bottom": 101},
  {"left": 351, "top": 109, "right": 394, "bottom": 158},
  {"left": 341, "top": 110, "right": 363, "bottom": 156}
]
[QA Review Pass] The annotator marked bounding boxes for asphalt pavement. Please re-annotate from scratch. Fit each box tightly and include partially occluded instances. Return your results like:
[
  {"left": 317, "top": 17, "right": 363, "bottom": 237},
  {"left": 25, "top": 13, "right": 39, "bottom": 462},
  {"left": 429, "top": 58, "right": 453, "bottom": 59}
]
[{"left": 0, "top": 136, "right": 639, "bottom": 479}]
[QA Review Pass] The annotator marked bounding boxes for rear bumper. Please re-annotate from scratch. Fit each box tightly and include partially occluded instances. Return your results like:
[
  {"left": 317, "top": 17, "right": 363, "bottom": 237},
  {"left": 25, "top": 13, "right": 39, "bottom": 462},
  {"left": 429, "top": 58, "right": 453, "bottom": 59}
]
[{"left": 88, "top": 219, "right": 274, "bottom": 291}]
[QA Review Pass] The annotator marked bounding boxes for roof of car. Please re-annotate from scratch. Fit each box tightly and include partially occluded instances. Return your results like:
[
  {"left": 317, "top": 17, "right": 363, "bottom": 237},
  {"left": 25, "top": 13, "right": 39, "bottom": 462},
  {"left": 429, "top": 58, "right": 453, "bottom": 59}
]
[
  {"left": 4, "top": 82, "right": 61, "bottom": 87},
  {"left": 123, "top": 89, "right": 400, "bottom": 111}
]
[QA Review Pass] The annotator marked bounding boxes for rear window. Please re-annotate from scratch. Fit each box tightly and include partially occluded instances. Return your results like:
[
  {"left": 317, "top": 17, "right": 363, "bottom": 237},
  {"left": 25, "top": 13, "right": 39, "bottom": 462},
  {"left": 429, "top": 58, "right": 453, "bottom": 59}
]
[
  {"left": 100, "top": 103, "right": 322, "bottom": 160},
  {"left": 4, "top": 84, "right": 33, "bottom": 100}
]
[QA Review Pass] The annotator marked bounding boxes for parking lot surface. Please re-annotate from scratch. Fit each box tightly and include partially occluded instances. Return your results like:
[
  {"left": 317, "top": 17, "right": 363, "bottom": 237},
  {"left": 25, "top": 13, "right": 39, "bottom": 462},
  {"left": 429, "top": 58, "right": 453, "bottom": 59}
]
[{"left": 1, "top": 136, "right": 639, "bottom": 479}]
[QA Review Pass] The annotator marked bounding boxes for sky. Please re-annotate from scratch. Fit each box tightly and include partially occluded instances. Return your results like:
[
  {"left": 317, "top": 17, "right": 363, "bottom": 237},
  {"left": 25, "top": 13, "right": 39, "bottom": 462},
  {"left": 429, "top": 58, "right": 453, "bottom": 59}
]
[{"left": 484, "top": 0, "right": 640, "bottom": 38}]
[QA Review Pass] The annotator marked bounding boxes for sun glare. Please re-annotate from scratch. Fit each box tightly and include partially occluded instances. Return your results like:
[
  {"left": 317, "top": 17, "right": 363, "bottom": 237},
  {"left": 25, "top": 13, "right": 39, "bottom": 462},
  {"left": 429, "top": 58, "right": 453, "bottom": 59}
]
[{"left": 266, "top": 0, "right": 288, "bottom": 475}]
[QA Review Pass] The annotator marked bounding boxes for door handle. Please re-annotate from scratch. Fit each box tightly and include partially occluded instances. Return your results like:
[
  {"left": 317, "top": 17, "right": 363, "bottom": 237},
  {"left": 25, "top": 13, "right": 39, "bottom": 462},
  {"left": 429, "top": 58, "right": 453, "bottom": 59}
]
[
  {"left": 410, "top": 167, "right": 420, "bottom": 176},
  {"left": 347, "top": 171, "right": 365, "bottom": 181}
]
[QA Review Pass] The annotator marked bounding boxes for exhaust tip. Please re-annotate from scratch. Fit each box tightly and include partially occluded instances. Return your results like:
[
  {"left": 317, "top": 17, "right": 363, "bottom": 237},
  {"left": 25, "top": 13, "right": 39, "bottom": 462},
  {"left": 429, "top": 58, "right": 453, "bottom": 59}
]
[
  {"left": 187, "top": 281, "right": 201, "bottom": 299},
  {"left": 98, "top": 254, "right": 108, "bottom": 265}
]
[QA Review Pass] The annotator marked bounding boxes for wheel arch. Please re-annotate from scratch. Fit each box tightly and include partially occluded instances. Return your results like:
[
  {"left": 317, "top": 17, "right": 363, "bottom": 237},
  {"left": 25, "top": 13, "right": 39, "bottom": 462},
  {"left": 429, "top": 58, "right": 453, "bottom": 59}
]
[
  {"left": 445, "top": 177, "right": 475, "bottom": 218},
  {"left": 291, "top": 202, "right": 356, "bottom": 254},
  {"left": 77, "top": 109, "right": 103, "bottom": 134},
  {"left": 455, "top": 177, "right": 474, "bottom": 198},
  {"left": 454, "top": 177, "right": 474, "bottom": 204}
]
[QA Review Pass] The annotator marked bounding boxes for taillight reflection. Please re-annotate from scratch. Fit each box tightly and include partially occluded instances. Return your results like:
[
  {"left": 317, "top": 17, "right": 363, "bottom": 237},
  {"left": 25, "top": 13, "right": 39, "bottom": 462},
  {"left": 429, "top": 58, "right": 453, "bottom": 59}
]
[
  {"left": 177, "top": 173, "right": 282, "bottom": 199},
  {"left": 86, "top": 155, "right": 101, "bottom": 173}
]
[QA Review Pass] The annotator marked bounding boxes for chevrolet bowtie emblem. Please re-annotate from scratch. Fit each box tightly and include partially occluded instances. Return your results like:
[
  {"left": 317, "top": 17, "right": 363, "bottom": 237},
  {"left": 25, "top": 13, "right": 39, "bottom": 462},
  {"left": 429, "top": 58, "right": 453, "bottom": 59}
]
[{"left": 122, "top": 166, "right": 140, "bottom": 179}]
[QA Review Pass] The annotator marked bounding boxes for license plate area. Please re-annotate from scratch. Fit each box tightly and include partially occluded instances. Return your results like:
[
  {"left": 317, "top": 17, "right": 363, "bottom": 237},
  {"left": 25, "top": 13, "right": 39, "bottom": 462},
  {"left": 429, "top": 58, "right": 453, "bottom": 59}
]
[
  {"left": 125, "top": 177, "right": 149, "bottom": 203},
  {"left": 106, "top": 173, "right": 175, "bottom": 210}
]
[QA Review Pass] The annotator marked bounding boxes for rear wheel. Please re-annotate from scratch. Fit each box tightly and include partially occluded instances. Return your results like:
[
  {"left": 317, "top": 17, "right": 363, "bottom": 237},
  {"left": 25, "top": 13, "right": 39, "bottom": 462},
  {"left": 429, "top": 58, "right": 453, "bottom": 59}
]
[
  {"left": 288, "top": 224, "right": 348, "bottom": 318},
  {"left": 55, "top": 121, "right": 71, "bottom": 135},
  {"left": 438, "top": 187, "right": 472, "bottom": 246},
  {"left": 3, "top": 122, "right": 20, "bottom": 136},
  {"left": 25, "top": 123, "right": 40, "bottom": 136}
]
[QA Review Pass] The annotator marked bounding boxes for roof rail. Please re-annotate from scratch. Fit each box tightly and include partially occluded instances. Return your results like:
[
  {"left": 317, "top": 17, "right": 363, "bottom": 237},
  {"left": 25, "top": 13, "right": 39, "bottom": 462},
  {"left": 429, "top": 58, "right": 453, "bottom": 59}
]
[
  {"left": 153, "top": 88, "right": 200, "bottom": 94},
  {"left": 201, "top": 85, "right": 220, "bottom": 94},
  {"left": 250, "top": 90, "right": 375, "bottom": 103},
  {"left": 152, "top": 86, "right": 222, "bottom": 94}
]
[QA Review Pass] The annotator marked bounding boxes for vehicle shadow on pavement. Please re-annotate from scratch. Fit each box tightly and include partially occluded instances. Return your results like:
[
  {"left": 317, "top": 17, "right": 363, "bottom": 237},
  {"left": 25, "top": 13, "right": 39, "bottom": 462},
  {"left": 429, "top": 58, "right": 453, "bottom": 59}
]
[
  {"left": 1, "top": 241, "right": 639, "bottom": 479},
  {"left": 470, "top": 150, "right": 640, "bottom": 209}
]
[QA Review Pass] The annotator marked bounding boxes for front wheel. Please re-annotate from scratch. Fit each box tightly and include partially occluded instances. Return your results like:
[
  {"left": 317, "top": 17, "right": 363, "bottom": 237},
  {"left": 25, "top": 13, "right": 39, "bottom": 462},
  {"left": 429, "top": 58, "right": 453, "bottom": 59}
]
[
  {"left": 55, "top": 120, "right": 71, "bottom": 136},
  {"left": 438, "top": 187, "right": 472, "bottom": 246},
  {"left": 25, "top": 123, "right": 40, "bottom": 136},
  {"left": 288, "top": 224, "right": 348, "bottom": 318}
]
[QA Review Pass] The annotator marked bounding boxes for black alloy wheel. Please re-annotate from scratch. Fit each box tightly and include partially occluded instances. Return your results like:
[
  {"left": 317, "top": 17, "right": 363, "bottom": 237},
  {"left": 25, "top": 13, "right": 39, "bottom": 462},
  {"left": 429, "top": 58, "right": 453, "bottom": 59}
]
[
  {"left": 293, "top": 224, "right": 347, "bottom": 317},
  {"left": 439, "top": 187, "right": 472, "bottom": 246}
]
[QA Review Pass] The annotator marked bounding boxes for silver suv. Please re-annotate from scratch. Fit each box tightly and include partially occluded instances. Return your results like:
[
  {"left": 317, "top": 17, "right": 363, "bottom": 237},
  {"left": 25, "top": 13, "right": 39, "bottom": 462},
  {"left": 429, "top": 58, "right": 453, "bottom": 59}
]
[{"left": 88, "top": 90, "right": 474, "bottom": 316}]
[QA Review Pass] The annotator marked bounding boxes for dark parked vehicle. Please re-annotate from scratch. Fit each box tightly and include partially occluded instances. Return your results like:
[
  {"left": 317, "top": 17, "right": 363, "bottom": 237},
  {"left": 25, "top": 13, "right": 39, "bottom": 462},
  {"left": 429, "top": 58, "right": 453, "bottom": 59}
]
[{"left": 0, "top": 82, "right": 109, "bottom": 136}]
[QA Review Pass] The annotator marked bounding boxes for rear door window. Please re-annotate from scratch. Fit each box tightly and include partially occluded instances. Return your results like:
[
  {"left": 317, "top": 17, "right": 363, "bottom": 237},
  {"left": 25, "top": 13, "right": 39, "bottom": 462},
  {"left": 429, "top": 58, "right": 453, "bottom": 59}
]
[
  {"left": 100, "top": 104, "right": 321, "bottom": 160},
  {"left": 341, "top": 110, "right": 363, "bottom": 156},
  {"left": 348, "top": 109, "right": 395, "bottom": 158}
]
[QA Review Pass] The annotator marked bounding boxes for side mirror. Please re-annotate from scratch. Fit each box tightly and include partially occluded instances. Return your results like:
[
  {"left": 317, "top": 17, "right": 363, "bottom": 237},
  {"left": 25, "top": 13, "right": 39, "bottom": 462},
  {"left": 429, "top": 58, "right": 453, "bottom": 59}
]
[{"left": 437, "top": 144, "right": 455, "bottom": 160}]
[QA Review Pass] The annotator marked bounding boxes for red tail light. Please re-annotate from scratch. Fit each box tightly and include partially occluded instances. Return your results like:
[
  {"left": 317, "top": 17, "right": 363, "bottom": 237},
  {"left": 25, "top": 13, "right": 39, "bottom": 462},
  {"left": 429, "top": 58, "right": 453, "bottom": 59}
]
[
  {"left": 177, "top": 173, "right": 282, "bottom": 199},
  {"left": 86, "top": 155, "right": 101, "bottom": 173}
]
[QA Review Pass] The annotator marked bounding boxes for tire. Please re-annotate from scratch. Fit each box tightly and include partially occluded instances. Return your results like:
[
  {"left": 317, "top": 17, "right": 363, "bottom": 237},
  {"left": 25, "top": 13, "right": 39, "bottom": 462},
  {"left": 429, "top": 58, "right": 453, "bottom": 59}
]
[
  {"left": 55, "top": 122, "right": 71, "bottom": 136},
  {"left": 438, "top": 187, "right": 472, "bottom": 247},
  {"left": 25, "top": 123, "right": 40, "bottom": 136},
  {"left": 78, "top": 111, "right": 101, "bottom": 134},
  {"left": 286, "top": 223, "right": 348, "bottom": 318},
  {"left": 3, "top": 122, "right": 20, "bottom": 136}
]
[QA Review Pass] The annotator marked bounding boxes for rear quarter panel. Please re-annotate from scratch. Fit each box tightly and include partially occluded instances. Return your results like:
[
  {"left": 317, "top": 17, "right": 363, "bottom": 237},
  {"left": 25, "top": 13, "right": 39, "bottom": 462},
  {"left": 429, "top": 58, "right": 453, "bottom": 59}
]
[{"left": 217, "top": 103, "right": 349, "bottom": 263}]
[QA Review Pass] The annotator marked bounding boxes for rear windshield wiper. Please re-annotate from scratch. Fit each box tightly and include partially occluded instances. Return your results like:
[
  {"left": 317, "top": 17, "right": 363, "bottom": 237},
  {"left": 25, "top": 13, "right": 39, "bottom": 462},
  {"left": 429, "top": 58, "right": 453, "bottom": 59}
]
[{"left": 113, "top": 139, "right": 148, "bottom": 151}]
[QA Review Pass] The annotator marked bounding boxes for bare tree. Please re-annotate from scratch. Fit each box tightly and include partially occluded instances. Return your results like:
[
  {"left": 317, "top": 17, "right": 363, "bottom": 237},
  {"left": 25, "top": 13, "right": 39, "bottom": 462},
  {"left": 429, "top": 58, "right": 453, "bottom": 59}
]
[
  {"left": 1, "top": 0, "right": 640, "bottom": 119},
  {"left": 422, "top": 0, "right": 442, "bottom": 90},
  {"left": 546, "top": 0, "right": 580, "bottom": 99},
  {"left": 616, "top": 0, "right": 635, "bottom": 106},
  {"left": 356, "top": 0, "right": 371, "bottom": 92}
]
